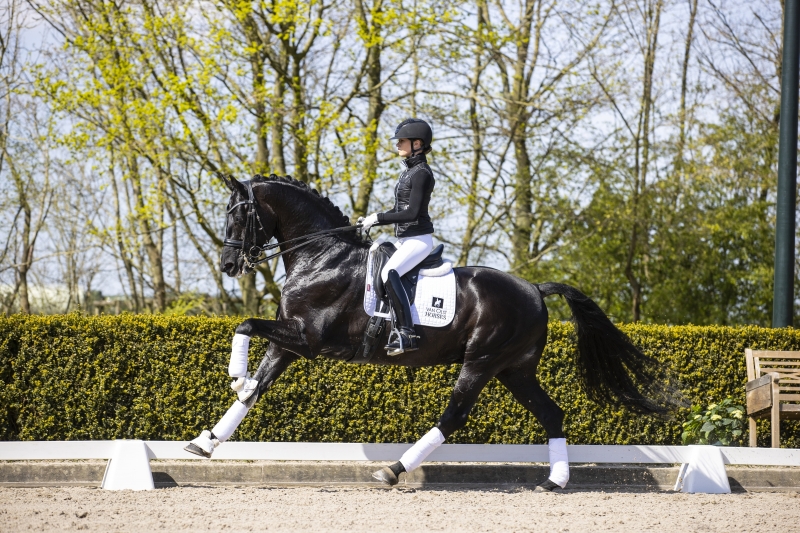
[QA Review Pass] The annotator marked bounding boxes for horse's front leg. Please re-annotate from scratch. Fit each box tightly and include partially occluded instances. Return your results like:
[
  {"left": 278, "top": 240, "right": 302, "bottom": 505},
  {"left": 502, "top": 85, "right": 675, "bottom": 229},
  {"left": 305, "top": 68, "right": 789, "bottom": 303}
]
[
  {"left": 372, "top": 360, "right": 494, "bottom": 486},
  {"left": 184, "top": 345, "right": 298, "bottom": 458},
  {"left": 227, "top": 318, "right": 310, "bottom": 404},
  {"left": 234, "top": 317, "right": 313, "bottom": 358}
]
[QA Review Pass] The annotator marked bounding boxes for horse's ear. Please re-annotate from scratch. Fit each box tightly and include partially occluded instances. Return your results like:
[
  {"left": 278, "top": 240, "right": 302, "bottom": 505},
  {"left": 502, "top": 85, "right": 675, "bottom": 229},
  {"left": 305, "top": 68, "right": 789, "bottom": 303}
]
[
  {"left": 219, "top": 173, "right": 247, "bottom": 197},
  {"left": 229, "top": 175, "right": 248, "bottom": 197},
  {"left": 217, "top": 172, "right": 233, "bottom": 191}
]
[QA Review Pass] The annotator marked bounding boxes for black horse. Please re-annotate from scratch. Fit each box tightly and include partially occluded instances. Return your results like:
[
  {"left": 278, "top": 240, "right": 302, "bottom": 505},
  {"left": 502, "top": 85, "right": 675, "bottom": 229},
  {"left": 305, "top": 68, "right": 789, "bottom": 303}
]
[{"left": 186, "top": 173, "right": 671, "bottom": 490}]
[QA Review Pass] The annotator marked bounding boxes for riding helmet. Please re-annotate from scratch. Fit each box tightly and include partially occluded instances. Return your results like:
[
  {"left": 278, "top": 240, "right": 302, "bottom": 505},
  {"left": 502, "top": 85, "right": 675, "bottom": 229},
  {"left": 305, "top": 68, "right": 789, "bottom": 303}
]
[{"left": 390, "top": 118, "right": 433, "bottom": 152}]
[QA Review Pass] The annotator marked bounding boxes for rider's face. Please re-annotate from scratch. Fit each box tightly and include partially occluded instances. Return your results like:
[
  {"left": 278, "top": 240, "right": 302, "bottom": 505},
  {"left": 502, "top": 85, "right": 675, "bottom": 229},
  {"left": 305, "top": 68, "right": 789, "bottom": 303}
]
[
  {"left": 396, "top": 138, "right": 411, "bottom": 157},
  {"left": 396, "top": 138, "right": 421, "bottom": 158}
]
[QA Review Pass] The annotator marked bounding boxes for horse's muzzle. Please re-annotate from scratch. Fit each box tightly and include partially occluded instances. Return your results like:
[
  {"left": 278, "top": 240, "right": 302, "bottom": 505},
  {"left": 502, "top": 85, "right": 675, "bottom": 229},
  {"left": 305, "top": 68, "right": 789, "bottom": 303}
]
[{"left": 221, "top": 248, "right": 248, "bottom": 277}]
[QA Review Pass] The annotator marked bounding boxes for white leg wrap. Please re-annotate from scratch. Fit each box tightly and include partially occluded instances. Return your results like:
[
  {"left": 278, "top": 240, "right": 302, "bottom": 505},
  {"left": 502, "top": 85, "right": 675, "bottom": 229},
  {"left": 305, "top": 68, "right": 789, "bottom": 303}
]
[
  {"left": 228, "top": 334, "right": 250, "bottom": 377},
  {"left": 399, "top": 427, "right": 446, "bottom": 473},
  {"left": 548, "top": 438, "right": 569, "bottom": 488},
  {"left": 211, "top": 401, "right": 250, "bottom": 442}
]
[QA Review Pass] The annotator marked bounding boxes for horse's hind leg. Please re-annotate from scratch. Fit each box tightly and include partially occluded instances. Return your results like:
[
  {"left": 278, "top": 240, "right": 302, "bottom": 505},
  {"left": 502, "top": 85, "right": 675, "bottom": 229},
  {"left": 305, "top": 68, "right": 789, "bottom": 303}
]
[
  {"left": 496, "top": 363, "right": 569, "bottom": 491},
  {"left": 372, "top": 361, "right": 494, "bottom": 486}
]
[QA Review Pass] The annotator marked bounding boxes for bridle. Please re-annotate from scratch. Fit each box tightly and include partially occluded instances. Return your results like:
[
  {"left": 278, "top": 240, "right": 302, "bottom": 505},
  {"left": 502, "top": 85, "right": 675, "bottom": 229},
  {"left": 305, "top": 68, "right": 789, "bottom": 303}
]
[{"left": 223, "top": 180, "right": 362, "bottom": 268}]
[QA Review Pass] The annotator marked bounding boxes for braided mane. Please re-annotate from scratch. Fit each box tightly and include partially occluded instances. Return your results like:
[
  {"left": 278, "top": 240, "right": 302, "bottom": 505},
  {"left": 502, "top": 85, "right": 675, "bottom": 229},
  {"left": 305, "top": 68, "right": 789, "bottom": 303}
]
[{"left": 251, "top": 174, "right": 365, "bottom": 245}]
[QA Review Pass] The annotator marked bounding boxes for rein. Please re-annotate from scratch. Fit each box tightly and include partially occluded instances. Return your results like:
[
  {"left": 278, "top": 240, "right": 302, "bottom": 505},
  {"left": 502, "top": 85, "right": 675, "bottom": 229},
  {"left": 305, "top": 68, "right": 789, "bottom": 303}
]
[{"left": 223, "top": 180, "right": 362, "bottom": 268}]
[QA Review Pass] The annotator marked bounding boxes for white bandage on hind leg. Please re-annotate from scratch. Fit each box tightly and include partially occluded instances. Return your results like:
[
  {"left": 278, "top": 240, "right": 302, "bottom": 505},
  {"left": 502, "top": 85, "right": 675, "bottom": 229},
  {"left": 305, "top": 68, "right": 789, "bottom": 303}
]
[
  {"left": 211, "top": 400, "right": 250, "bottom": 443},
  {"left": 228, "top": 334, "right": 250, "bottom": 377},
  {"left": 399, "top": 427, "right": 446, "bottom": 473},
  {"left": 548, "top": 438, "right": 570, "bottom": 488}
]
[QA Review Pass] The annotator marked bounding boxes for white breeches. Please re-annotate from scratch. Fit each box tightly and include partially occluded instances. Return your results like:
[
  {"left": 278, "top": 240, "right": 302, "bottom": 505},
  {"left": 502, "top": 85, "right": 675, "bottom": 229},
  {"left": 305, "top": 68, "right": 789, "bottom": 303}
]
[{"left": 381, "top": 234, "right": 434, "bottom": 283}]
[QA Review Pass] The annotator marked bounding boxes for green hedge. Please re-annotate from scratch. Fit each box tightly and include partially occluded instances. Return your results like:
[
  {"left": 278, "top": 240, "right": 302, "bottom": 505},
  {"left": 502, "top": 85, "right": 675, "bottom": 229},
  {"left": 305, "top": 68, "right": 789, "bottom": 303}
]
[{"left": 1, "top": 314, "right": 798, "bottom": 447}]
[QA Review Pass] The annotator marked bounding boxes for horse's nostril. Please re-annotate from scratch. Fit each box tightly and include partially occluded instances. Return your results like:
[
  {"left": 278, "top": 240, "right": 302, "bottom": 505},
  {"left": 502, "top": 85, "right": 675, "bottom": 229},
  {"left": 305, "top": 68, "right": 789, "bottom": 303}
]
[{"left": 223, "top": 262, "right": 235, "bottom": 272}]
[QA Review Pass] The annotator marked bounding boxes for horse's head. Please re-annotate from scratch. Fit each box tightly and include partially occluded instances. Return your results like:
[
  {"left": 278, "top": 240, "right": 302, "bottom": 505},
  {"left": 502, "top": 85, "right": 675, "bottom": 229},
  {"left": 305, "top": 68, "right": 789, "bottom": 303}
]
[{"left": 219, "top": 174, "right": 277, "bottom": 277}]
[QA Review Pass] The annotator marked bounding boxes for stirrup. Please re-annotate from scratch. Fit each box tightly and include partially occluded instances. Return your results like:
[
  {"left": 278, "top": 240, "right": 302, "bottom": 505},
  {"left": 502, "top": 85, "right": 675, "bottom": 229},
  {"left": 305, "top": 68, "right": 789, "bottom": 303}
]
[
  {"left": 230, "top": 372, "right": 259, "bottom": 402},
  {"left": 385, "top": 328, "right": 419, "bottom": 356}
]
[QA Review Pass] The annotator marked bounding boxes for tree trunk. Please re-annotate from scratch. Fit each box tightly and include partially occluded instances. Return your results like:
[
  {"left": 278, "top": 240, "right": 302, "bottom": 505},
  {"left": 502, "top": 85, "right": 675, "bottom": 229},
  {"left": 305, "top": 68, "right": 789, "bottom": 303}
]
[
  {"left": 17, "top": 204, "right": 31, "bottom": 314},
  {"left": 166, "top": 199, "right": 181, "bottom": 294},
  {"left": 252, "top": 49, "right": 270, "bottom": 174},
  {"left": 507, "top": 0, "right": 535, "bottom": 271},
  {"left": 127, "top": 154, "right": 167, "bottom": 312},
  {"left": 238, "top": 274, "right": 260, "bottom": 315},
  {"left": 353, "top": 25, "right": 385, "bottom": 219},
  {"left": 290, "top": 55, "right": 309, "bottom": 183},
  {"left": 676, "top": 0, "right": 698, "bottom": 171},
  {"left": 458, "top": 1, "right": 487, "bottom": 266},
  {"left": 625, "top": 0, "right": 663, "bottom": 322},
  {"left": 271, "top": 49, "right": 288, "bottom": 175},
  {"left": 169, "top": 182, "right": 234, "bottom": 309},
  {"left": 512, "top": 132, "right": 534, "bottom": 269},
  {"left": 110, "top": 154, "right": 140, "bottom": 313},
  {"left": 258, "top": 262, "right": 282, "bottom": 304},
  {"left": 8, "top": 155, "right": 37, "bottom": 314}
]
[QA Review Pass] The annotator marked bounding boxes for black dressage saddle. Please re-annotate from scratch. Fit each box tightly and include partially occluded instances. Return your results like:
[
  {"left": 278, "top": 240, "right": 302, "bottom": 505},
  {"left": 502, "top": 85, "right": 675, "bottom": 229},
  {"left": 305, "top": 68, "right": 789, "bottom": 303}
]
[
  {"left": 349, "top": 243, "right": 445, "bottom": 364},
  {"left": 372, "top": 243, "right": 444, "bottom": 306}
]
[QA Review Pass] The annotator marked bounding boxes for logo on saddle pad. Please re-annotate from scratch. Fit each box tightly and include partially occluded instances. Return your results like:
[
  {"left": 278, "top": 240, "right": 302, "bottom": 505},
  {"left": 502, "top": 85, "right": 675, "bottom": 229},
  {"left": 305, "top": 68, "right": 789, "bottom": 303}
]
[{"left": 425, "top": 296, "right": 447, "bottom": 321}]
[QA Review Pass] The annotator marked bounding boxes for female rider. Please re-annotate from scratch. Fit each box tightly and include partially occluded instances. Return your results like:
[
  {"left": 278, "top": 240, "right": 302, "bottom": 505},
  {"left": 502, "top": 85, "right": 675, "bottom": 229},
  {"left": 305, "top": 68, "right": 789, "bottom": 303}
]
[{"left": 360, "top": 118, "right": 435, "bottom": 355}]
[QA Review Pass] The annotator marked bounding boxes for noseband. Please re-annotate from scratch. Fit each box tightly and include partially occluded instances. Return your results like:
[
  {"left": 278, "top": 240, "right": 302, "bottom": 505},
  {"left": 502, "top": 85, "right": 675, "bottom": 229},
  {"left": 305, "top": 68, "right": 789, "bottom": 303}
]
[
  {"left": 223, "top": 180, "right": 363, "bottom": 268},
  {"left": 223, "top": 180, "right": 269, "bottom": 264}
]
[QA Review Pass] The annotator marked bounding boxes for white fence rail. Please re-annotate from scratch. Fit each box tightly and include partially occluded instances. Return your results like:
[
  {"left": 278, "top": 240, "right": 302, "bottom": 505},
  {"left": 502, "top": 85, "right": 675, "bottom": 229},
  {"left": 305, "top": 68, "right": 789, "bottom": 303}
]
[{"left": 1, "top": 441, "right": 798, "bottom": 493}]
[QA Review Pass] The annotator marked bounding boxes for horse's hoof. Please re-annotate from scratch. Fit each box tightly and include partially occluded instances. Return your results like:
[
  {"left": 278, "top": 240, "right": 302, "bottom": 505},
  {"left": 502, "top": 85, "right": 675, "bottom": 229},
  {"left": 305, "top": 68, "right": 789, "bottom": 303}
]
[
  {"left": 184, "top": 430, "right": 217, "bottom": 458},
  {"left": 184, "top": 442, "right": 211, "bottom": 458},
  {"left": 534, "top": 479, "right": 563, "bottom": 493},
  {"left": 372, "top": 467, "right": 399, "bottom": 486}
]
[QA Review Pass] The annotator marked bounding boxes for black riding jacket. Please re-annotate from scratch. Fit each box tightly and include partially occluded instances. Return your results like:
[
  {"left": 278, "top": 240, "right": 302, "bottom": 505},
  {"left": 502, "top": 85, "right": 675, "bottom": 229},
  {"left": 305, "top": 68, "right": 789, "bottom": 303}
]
[{"left": 377, "top": 153, "right": 435, "bottom": 238}]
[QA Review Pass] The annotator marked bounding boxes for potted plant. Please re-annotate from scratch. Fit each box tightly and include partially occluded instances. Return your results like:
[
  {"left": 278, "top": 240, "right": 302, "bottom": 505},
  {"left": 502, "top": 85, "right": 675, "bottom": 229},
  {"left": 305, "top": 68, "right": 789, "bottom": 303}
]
[{"left": 681, "top": 398, "right": 746, "bottom": 446}]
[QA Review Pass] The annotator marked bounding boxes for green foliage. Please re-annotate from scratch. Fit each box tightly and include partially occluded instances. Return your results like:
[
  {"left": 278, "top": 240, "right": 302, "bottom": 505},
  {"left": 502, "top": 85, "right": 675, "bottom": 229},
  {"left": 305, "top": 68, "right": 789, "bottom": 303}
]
[
  {"left": 1, "top": 315, "right": 798, "bottom": 446},
  {"left": 163, "top": 293, "right": 213, "bottom": 316},
  {"left": 681, "top": 398, "right": 746, "bottom": 446},
  {"left": 526, "top": 54, "right": 786, "bottom": 328}
]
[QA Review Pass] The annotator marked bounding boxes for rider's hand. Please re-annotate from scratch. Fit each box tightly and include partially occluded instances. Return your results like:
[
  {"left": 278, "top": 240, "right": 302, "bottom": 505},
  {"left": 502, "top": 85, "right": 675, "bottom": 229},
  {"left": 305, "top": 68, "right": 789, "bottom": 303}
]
[{"left": 361, "top": 213, "right": 379, "bottom": 231}]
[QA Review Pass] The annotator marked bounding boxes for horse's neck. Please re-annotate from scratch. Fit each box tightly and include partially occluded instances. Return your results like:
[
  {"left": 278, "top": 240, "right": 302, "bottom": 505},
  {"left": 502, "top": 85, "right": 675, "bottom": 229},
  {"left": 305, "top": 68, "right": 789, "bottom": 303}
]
[
  {"left": 268, "top": 187, "right": 337, "bottom": 239},
  {"left": 266, "top": 185, "right": 364, "bottom": 276}
]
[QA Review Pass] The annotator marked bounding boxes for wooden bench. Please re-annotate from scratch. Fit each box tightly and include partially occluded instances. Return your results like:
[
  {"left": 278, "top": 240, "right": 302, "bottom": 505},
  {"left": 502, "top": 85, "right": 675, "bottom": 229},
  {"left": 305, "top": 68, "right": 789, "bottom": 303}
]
[{"left": 745, "top": 349, "right": 800, "bottom": 447}]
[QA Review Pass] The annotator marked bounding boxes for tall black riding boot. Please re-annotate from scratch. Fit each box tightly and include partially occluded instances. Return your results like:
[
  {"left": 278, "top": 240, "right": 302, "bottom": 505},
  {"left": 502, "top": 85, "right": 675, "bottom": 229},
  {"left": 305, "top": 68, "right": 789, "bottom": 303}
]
[{"left": 384, "top": 269, "right": 419, "bottom": 356}]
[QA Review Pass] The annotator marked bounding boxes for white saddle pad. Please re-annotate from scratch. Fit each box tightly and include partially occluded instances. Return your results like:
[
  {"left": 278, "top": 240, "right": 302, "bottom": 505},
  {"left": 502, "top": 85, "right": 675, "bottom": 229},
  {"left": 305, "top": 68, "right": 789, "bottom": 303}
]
[{"left": 363, "top": 241, "right": 456, "bottom": 328}]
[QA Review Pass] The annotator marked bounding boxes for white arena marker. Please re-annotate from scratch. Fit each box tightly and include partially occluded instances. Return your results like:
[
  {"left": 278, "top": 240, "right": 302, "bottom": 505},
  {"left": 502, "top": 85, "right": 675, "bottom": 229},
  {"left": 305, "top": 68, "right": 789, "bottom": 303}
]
[
  {"left": 674, "top": 445, "right": 731, "bottom": 494},
  {"left": 101, "top": 440, "right": 154, "bottom": 491}
]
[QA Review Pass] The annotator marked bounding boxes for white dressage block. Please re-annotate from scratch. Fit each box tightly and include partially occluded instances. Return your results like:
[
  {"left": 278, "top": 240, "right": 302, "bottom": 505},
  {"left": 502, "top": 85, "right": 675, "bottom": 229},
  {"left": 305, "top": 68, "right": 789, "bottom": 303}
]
[
  {"left": 101, "top": 440, "right": 154, "bottom": 491},
  {"left": 1, "top": 441, "right": 798, "bottom": 492}
]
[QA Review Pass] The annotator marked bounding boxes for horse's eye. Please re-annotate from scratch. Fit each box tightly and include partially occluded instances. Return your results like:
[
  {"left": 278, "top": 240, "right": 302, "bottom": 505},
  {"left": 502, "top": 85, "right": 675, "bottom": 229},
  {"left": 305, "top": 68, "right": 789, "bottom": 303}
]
[{"left": 234, "top": 216, "right": 244, "bottom": 225}]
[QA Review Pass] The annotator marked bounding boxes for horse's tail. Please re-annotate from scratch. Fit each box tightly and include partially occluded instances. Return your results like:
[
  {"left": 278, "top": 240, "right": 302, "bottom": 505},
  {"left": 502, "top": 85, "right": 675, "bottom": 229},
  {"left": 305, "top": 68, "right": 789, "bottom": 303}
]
[{"left": 536, "top": 282, "right": 677, "bottom": 417}]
